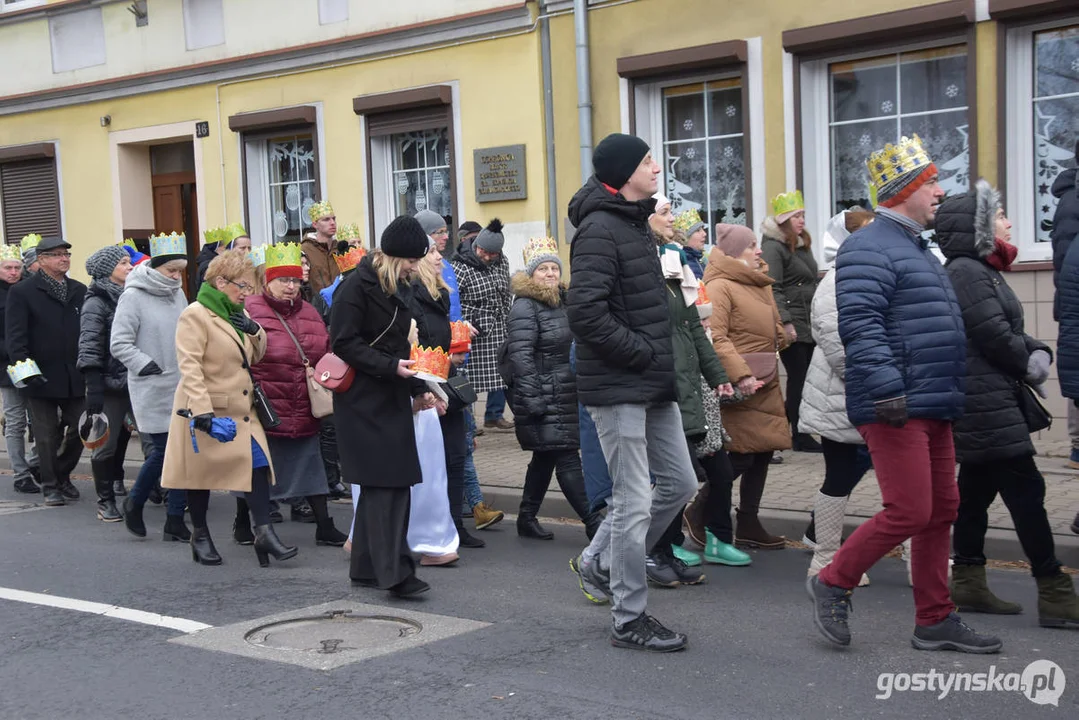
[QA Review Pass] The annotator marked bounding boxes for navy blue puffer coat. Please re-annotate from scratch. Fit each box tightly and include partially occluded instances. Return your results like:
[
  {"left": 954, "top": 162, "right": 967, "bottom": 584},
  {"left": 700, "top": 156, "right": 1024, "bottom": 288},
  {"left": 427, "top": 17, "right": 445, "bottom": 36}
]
[
  {"left": 1057, "top": 236, "right": 1079, "bottom": 400},
  {"left": 835, "top": 213, "right": 967, "bottom": 426}
]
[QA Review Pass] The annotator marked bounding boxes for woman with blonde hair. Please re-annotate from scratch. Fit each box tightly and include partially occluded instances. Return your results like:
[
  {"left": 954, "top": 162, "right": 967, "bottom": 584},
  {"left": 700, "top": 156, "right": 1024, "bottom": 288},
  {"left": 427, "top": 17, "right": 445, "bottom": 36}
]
[
  {"left": 332, "top": 216, "right": 436, "bottom": 597},
  {"left": 162, "top": 249, "right": 297, "bottom": 567}
]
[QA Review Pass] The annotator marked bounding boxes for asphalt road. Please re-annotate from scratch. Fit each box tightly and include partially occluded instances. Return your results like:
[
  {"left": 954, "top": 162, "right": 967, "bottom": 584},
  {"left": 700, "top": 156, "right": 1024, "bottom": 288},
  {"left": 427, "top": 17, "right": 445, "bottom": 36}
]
[{"left": 1, "top": 477, "right": 1077, "bottom": 720}]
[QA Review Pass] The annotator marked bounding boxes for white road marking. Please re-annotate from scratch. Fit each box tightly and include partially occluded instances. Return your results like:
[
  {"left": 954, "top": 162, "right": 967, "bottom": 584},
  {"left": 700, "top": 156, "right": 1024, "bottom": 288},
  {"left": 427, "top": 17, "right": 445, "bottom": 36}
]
[{"left": 0, "top": 586, "right": 212, "bottom": 634}]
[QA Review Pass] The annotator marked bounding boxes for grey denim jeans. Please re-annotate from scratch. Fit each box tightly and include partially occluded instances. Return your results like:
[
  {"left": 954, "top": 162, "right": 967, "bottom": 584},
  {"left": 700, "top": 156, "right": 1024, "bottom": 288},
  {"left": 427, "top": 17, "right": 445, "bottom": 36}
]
[
  {"left": 1, "top": 386, "right": 38, "bottom": 482},
  {"left": 585, "top": 401, "right": 697, "bottom": 627}
]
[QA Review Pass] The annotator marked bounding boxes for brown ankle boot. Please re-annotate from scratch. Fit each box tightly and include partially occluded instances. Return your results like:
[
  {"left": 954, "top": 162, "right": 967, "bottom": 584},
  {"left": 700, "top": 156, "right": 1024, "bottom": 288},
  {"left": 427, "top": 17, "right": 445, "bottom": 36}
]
[
  {"left": 735, "top": 510, "right": 786, "bottom": 550},
  {"left": 683, "top": 485, "right": 709, "bottom": 548}
]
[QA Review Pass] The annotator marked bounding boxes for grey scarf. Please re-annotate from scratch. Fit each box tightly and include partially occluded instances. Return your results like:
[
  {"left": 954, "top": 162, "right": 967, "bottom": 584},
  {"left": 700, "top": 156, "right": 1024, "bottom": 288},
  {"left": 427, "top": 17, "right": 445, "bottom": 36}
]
[
  {"left": 38, "top": 270, "right": 68, "bottom": 304},
  {"left": 92, "top": 278, "right": 124, "bottom": 304}
]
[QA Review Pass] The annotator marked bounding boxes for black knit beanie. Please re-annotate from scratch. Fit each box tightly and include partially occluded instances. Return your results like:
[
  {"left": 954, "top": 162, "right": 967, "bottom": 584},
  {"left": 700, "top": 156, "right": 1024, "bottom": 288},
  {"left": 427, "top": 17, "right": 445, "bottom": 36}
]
[
  {"left": 593, "top": 133, "right": 651, "bottom": 189},
  {"left": 380, "top": 216, "right": 430, "bottom": 259}
]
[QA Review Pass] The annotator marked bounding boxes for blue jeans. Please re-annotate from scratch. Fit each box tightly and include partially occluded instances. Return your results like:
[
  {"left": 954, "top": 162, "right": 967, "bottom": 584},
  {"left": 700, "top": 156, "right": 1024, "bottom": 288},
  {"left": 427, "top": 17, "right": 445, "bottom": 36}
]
[
  {"left": 484, "top": 389, "right": 507, "bottom": 423},
  {"left": 463, "top": 410, "right": 483, "bottom": 508},
  {"left": 129, "top": 432, "right": 186, "bottom": 517}
]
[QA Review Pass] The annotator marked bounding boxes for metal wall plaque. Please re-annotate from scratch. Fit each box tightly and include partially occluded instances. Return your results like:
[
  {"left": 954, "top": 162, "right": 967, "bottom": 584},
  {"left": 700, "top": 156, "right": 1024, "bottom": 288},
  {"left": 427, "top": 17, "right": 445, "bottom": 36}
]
[
  {"left": 195, "top": 121, "right": 210, "bottom": 138},
  {"left": 474, "top": 145, "right": 526, "bottom": 202}
]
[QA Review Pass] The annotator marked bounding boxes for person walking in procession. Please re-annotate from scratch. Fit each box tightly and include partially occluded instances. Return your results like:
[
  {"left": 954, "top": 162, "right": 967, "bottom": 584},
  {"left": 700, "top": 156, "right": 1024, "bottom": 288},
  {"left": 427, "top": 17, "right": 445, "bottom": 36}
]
[
  {"left": 0, "top": 240, "right": 39, "bottom": 494},
  {"left": 302, "top": 200, "right": 341, "bottom": 295}
]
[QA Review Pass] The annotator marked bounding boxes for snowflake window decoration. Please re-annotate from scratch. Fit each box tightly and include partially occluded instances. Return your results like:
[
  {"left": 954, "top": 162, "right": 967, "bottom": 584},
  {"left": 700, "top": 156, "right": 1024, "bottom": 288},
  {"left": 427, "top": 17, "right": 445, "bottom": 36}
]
[
  {"left": 1072, "top": 58, "right": 1079, "bottom": 73},
  {"left": 945, "top": 84, "right": 959, "bottom": 99},
  {"left": 881, "top": 100, "right": 894, "bottom": 113},
  {"left": 860, "top": 133, "right": 872, "bottom": 147},
  {"left": 723, "top": 146, "right": 734, "bottom": 158},
  {"left": 725, "top": 105, "right": 737, "bottom": 118},
  {"left": 683, "top": 119, "right": 694, "bottom": 132},
  {"left": 685, "top": 147, "right": 697, "bottom": 159}
]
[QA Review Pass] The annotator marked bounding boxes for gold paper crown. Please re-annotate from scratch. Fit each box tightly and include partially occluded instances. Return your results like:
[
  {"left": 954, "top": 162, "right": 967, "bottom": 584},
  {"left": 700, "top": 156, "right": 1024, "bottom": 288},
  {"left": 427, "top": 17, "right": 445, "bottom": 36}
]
[
  {"left": 866, "top": 134, "right": 932, "bottom": 191},
  {"left": 0, "top": 243, "right": 21, "bottom": 262},
  {"left": 264, "top": 242, "right": 302, "bottom": 270},
  {"left": 20, "top": 234, "right": 42, "bottom": 253},
  {"left": 307, "top": 199, "right": 334, "bottom": 224},
  {"left": 6, "top": 358, "right": 42, "bottom": 387},
  {"left": 771, "top": 190, "right": 805, "bottom": 217},
  {"left": 410, "top": 344, "right": 451, "bottom": 380},
  {"left": 522, "top": 236, "right": 559, "bottom": 268},
  {"left": 673, "top": 209, "right": 704, "bottom": 234},
  {"left": 449, "top": 321, "right": 472, "bottom": 354},
  {"left": 334, "top": 246, "right": 367, "bottom": 273},
  {"left": 149, "top": 232, "right": 186, "bottom": 259},
  {"left": 336, "top": 223, "right": 360, "bottom": 242}
]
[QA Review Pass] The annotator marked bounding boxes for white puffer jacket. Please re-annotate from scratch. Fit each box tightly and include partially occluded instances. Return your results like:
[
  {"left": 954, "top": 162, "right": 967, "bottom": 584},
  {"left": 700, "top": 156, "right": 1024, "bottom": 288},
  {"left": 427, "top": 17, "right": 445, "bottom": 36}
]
[{"left": 798, "top": 268, "right": 863, "bottom": 445}]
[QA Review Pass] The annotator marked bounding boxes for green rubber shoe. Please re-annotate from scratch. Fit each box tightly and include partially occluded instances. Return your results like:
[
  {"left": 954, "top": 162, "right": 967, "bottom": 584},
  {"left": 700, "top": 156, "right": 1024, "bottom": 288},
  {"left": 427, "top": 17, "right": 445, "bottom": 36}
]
[
  {"left": 704, "top": 530, "right": 752, "bottom": 566},
  {"left": 671, "top": 544, "right": 702, "bottom": 567}
]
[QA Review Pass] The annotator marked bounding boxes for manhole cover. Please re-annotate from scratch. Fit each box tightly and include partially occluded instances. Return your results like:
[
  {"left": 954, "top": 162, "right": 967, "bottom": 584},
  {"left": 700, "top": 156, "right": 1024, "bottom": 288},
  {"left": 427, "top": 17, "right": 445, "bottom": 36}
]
[{"left": 243, "top": 610, "right": 421, "bottom": 655}]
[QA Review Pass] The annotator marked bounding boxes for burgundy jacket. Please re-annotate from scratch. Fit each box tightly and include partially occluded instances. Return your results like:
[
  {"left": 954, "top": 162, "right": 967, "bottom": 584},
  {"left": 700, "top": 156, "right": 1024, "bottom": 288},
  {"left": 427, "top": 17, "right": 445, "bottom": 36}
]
[{"left": 245, "top": 291, "right": 330, "bottom": 438}]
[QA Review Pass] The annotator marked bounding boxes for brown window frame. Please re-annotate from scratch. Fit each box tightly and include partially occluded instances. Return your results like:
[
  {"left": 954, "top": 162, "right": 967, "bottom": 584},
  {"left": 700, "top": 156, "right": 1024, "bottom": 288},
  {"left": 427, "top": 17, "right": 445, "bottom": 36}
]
[{"left": 0, "top": 142, "right": 61, "bottom": 244}]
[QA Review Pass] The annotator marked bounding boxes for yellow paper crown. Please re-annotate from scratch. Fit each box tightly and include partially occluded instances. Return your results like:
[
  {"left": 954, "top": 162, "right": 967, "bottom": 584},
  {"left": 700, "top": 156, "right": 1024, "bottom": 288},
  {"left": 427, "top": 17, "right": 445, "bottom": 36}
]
[
  {"left": 522, "top": 236, "right": 559, "bottom": 268},
  {"left": 673, "top": 209, "right": 704, "bottom": 234},
  {"left": 225, "top": 223, "right": 247, "bottom": 243},
  {"left": 121, "top": 238, "right": 137, "bottom": 251},
  {"left": 149, "top": 232, "right": 186, "bottom": 259},
  {"left": 0, "top": 243, "right": 21, "bottom": 262},
  {"left": 307, "top": 199, "right": 334, "bottom": 224},
  {"left": 336, "top": 223, "right": 360, "bottom": 242},
  {"left": 866, "top": 134, "right": 932, "bottom": 191},
  {"left": 203, "top": 227, "right": 227, "bottom": 245},
  {"left": 20, "top": 234, "right": 42, "bottom": 253},
  {"left": 264, "top": 242, "right": 302, "bottom": 270},
  {"left": 334, "top": 246, "right": 367, "bottom": 273},
  {"left": 771, "top": 190, "right": 805, "bottom": 217}
]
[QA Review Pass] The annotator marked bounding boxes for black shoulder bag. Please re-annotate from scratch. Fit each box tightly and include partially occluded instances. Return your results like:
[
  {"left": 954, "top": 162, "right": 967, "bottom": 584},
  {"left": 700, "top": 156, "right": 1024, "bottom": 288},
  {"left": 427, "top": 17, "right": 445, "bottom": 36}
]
[
  {"left": 1016, "top": 382, "right": 1052, "bottom": 433},
  {"left": 230, "top": 336, "right": 281, "bottom": 430}
]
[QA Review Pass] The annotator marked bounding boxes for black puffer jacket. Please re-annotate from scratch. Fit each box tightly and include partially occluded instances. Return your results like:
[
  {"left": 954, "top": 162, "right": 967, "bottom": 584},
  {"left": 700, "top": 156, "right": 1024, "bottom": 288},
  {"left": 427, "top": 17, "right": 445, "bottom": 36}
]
[
  {"left": 1051, "top": 154, "right": 1079, "bottom": 320},
  {"left": 937, "top": 180, "right": 1049, "bottom": 464},
  {"left": 77, "top": 280, "right": 128, "bottom": 392},
  {"left": 499, "top": 273, "right": 578, "bottom": 451},
  {"left": 566, "top": 176, "right": 675, "bottom": 406}
]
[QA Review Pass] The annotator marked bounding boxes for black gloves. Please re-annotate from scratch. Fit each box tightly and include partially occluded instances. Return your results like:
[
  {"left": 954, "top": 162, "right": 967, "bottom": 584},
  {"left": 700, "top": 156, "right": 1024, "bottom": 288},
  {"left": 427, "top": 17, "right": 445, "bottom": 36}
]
[
  {"left": 83, "top": 369, "right": 104, "bottom": 416},
  {"left": 23, "top": 375, "right": 47, "bottom": 389},
  {"left": 139, "top": 360, "right": 163, "bottom": 377},
  {"left": 229, "top": 311, "right": 261, "bottom": 336},
  {"left": 874, "top": 396, "right": 908, "bottom": 428},
  {"left": 192, "top": 413, "right": 215, "bottom": 435}
]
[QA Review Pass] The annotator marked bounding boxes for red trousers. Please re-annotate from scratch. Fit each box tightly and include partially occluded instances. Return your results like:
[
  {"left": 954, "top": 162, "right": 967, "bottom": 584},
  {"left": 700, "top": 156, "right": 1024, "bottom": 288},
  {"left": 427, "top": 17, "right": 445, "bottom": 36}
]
[{"left": 818, "top": 419, "right": 959, "bottom": 626}]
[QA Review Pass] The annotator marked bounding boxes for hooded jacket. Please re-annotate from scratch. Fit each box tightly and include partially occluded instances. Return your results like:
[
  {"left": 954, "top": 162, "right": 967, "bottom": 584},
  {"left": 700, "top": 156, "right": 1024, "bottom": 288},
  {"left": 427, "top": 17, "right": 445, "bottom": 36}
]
[
  {"left": 110, "top": 263, "right": 188, "bottom": 433},
  {"left": 760, "top": 216, "right": 819, "bottom": 344},
  {"left": 937, "top": 180, "right": 1048, "bottom": 462},
  {"left": 1051, "top": 151, "right": 1079, "bottom": 321},
  {"left": 565, "top": 176, "right": 675, "bottom": 406}
]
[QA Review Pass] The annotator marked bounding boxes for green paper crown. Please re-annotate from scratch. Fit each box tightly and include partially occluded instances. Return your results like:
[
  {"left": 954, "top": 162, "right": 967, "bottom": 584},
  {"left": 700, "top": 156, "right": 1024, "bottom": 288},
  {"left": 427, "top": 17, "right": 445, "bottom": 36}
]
[
  {"left": 771, "top": 190, "right": 805, "bottom": 217},
  {"left": 203, "top": 227, "right": 228, "bottom": 245},
  {"left": 0, "top": 243, "right": 20, "bottom": 262},
  {"left": 20, "top": 234, "right": 42, "bottom": 253},
  {"left": 225, "top": 223, "right": 247, "bottom": 243},
  {"left": 307, "top": 199, "right": 334, "bottom": 224},
  {"left": 336, "top": 223, "right": 360, "bottom": 242},
  {"left": 265, "top": 242, "right": 302, "bottom": 270}
]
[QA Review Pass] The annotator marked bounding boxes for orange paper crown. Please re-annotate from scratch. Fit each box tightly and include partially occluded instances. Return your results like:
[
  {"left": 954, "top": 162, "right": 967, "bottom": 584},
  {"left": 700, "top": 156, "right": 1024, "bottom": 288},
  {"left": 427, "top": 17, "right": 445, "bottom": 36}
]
[
  {"left": 334, "top": 246, "right": 367, "bottom": 273},
  {"left": 695, "top": 280, "right": 710, "bottom": 306},
  {"left": 449, "top": 321, "right": 472, "bottom": 354},
  {"left": 410, "top": 344, "right": 451, "bottom": 380}
]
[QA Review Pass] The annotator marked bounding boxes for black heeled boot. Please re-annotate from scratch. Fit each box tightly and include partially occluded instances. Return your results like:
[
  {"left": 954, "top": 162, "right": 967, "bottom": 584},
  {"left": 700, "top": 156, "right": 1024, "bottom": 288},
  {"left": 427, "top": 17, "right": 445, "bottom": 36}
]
[
  {"left": 517, "top": 513, "right": 554, "bottom": 540},
  {"left": 315, "top": 517, "right": 347, "bottom": 547},
  {"left": 163, "top": 514, "right": 191, "bottom": 542},
  {"left": 190, "top": 527, "right": 222, "bottom": 565},
  {"left": 233, "top": 497, "right": 254, "bottom": 545},
  {"left": 122, "top": 496, "right": 146, "bottom": 538},
  {"left": 253, "top": 524, "right": 298, "bottom": 567}
]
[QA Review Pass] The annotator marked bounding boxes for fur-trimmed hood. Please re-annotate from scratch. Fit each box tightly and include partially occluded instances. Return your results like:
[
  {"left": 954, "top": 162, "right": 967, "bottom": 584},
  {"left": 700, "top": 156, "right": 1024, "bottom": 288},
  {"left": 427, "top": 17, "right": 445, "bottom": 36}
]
[
  {"left": 936, "top": 179, "right": 1001, "bottom": 261},
  {"left": 511, "top": 271, "right": 563, "bottom": 307}
]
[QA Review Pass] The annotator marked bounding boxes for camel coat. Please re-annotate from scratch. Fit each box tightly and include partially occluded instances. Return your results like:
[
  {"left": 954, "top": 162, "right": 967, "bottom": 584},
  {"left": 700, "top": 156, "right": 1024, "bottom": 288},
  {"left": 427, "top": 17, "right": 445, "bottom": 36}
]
[
  {"left": 161, "top": 302, "right": 275, "bottom": 491},
  {"left": 704, "top": 255, "right": 792, "bottom": 454}
]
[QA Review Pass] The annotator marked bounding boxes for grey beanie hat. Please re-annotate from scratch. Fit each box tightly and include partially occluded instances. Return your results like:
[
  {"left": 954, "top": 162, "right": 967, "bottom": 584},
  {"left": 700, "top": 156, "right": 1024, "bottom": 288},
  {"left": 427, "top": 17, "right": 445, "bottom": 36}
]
[
  {"left": 472, "top": 218, "right": 505, "bottom": 254},
  {"left": 85, "top": 245, "right": 127, "bottom": 281},
  {"left": 22, "top": 247, "right": 37, "bottom": 269},
  {"left": 414, "top": 209, "right": 447, "bottom": 237}
]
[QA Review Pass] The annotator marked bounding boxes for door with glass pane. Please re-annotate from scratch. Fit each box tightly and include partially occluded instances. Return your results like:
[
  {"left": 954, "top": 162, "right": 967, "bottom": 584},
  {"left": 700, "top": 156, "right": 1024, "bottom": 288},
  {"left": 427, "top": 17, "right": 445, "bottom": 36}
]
[
  {"left": 266, "top": 133, "right": 318, "bottom": 244},
  {"left": 828, "top": 46, "right": 969, "bottom": 213},
  {"left": 661, "top": 78, "right": 746, "bottom": 240},
  {"left": 391, "top": 128, "right": 453, "bottom": 229}
]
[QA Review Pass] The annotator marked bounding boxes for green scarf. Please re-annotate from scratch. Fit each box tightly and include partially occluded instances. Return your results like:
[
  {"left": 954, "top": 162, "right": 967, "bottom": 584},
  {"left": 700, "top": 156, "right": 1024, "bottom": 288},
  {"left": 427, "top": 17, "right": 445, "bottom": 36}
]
[{"left": 197, "top": 282, "right": 245, "bottom": 341}]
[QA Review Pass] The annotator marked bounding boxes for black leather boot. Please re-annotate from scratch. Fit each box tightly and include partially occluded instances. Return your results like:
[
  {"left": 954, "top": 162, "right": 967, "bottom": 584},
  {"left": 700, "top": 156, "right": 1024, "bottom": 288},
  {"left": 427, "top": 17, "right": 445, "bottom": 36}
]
[
  {"left": 517, "top": 513, "right": 554, "bottom": 540},
  {"left": 315, "top": 517, "right": 347, "bottom": 547},
  {"left": 163, "top": 514, "right": 191, "bottom": 542},
  {"left": 122, "top": 496, "right": 146, "bottom": 537},
  {"left": 253, "top": 524, "right": 298, "bottom": 567},
  {"left": 96, "top": 499, "right": 122, "bottom": 522},
  {"left": 190, "top": 526, "right": 222, "bottom": 565}
]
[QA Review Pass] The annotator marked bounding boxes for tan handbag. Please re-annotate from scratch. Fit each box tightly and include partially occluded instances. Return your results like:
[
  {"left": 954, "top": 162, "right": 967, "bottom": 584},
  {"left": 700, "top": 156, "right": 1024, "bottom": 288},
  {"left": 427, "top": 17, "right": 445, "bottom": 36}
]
[{"left": 271, "top": 309, "right": 335, "bottom": 419}]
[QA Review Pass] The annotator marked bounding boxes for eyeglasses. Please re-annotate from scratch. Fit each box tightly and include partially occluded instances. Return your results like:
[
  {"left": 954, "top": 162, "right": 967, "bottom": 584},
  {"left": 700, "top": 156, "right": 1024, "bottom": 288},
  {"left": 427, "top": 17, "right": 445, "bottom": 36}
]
[
  {"left": 227, "top": 279, "right": 255, "bottom": 293},
  {"left": 39, "top": 251, "right": 71, "bottom": 258},
  {"left": 276, "top": 277, "right": 301, "bottom": 286}
]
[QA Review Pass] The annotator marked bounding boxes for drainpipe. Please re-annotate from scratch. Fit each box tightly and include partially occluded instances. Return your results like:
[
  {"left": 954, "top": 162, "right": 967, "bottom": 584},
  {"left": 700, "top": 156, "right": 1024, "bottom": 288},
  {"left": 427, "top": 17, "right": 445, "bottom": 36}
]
[
  {"left": 574, "top": 0, "right": 592, "bottom": 184},
  {"left": 540, "top": 12, "right": 559, "bottom": 242}
]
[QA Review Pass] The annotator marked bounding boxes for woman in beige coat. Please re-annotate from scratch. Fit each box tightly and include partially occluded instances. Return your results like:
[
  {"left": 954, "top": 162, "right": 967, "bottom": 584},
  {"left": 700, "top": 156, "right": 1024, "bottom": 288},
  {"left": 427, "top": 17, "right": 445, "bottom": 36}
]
[
  {"left": 162, "top": 250, "right": 297, "bottom": 568},
  {"left": 704, "top": 223, "right": 791, "bottom": 550}
]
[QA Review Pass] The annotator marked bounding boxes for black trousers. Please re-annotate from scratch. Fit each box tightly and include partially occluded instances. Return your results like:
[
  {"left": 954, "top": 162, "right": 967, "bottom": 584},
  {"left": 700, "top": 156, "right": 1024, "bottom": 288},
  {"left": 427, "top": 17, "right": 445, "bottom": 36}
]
[
  {"left": 90, "top": 392, "right": 133, "bottom": 502},
  {"left": 953, "top": 454, "right": 1061, "bottom": 577},
  {"left": 319, "top": 417, "right": 341, "bottom": 489},
  {"left": 780, "top": 342, "right": 814, "bottom": 437},
  {"left": 192, "top": 467, "right": 273, "bottom": 528},
  {"left": 728, "top": 451, "right": 772, "bottom": 514},
  {"left": 27, "top": 396, "right": 85, "bottom": 494},
  {"left": 440, "top": 410, "right": 467, "bottom": 530},
  {"left": 819, "top": 438, "right": 872, "bottom": 498},
  {"left": 520, "top": 449, "right": 592, "bottom": 521},
  {"left": 350, "top": 486, "right": 416, "bottom": 589},
  {"left": 701, "top": 448, "right": 737, "bottom": 543}
]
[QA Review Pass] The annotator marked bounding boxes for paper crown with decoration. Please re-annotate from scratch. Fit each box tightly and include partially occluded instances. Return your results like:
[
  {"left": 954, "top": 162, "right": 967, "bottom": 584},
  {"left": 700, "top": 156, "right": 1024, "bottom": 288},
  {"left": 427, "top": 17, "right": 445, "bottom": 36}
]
[
  {"left": 449, "top": 321, "right": 472, "bottom": 355},
  {"left": 695, "top": 280, "right": 713, "bottom": 319},
  {"left": 307, "top": 200, "right": 334, "bottom": 225},
  {"left": 149, "top": 232, "right": 186, "bottom": 260},
  {"left": 410, "top": 344, "right": 451, "bottom": 381},
  {"left": 203, "top": 223, "right": 248, "bottom": 248},
  {"left": 0, "top": 243, "right": 21, "bottom": 262},
  {"left": 334, "top": 245, "right": 367, "bottom": 274},
  {"left": 248, "top": 245, "right": 267, "bottom": 268},
  {"left": 6, "top": 359, "right": 43, "bottom": 388},
  {"left": 673, "top": 209, "right": 705, "bottom": 235},
  {"left": 20, "top": 234, "right": 42, "bottom": 254},
  {"left": 771, "top": 190, "right": 805, "bottom": 222},
  {"left": 336, "top": 223, "right": 361, "bottom": 243},
  {"left": 866, "top": 134, "right": 933, "bottom": 193},
  {"left": 264, "top": 242, "right": 303, "bottom": 282},
  {"left": 522, "top": 235, "right": 559, "bottom": 267}
]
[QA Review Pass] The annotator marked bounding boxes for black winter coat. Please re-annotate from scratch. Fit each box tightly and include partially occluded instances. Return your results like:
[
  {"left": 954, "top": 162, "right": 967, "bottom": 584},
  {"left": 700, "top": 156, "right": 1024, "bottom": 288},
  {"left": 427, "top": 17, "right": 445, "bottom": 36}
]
[
  {"left": 760, "top": 217, "right": 819, "bottom": 344},
  {"left": 937, "top": 185, "right": 1048, "bottom": 463},
  {"left": 195, "top": 243, "right": 218, "bottom": 293},
  {"left": 408, "top": 278, "right": 467, "bottom": 415},
  {"left": 1051, "top": 158, "right": 1079, "bottom": 321},
  {"left": 0, "top": 280, "right": 15, "bottom": 388},
  {"left": 330, "top": 256, "right": 422, "bottom": 489},
  {"left": 77, "top": 281, "right": 128, "bottom": 393},
  {"left": 566, "top": 176, "right": 675, "bottom": 406},
  {"left": 499, "top": 273, "right": 579, "bottom": 451},
  {"left": 5, "top": 272, "right": 87, "bottom": 399}
]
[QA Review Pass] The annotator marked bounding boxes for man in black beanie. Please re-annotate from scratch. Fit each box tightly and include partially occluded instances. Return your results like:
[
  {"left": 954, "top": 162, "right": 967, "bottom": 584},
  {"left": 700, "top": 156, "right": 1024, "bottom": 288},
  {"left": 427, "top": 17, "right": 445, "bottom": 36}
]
[{"left": 566, "top": 133, "right": 696, "bottom": 652}]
